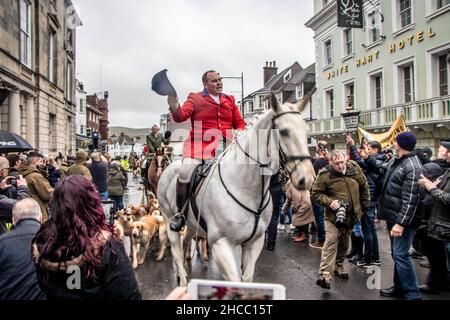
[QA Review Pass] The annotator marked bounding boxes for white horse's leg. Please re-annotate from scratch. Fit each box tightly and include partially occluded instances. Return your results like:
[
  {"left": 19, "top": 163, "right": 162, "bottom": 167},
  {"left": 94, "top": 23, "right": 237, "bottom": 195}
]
[
  {"left": 241, "top": 234, "right": 265, "bottom": 282},
  {"left": 182, "top": 233, "right": 194, "bottom": 266},
  {"left": 211, "top": 238, "right": 240, "bottom": 282},
  {"left": 167, "top": 229, "right": 189, "bottom": 286}
]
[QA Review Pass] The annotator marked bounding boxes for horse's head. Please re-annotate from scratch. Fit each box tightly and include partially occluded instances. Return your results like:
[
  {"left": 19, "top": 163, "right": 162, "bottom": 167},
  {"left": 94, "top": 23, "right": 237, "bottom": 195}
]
[
  {"left": 269, "top": 89, "right": 316, "bottom": 190},
  {"left": 154, "top": 149, "right": 169, "bottom": 177}
]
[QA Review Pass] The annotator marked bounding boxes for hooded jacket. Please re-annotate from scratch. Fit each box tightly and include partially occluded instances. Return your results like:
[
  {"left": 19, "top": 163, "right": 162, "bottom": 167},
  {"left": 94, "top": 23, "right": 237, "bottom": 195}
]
[
  {"left": 107, "top": 165, "right": 127, "bottom": 197},
  {"left": 21, "top": 165, "right": 53, "bottom": 220},
  {"left": 311, "top": 160, "right": 370, "bottom": 228}
]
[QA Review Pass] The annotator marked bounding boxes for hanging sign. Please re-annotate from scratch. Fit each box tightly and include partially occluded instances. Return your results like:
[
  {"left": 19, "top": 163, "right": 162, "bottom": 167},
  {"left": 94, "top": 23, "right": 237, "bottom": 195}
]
[{"left": 337, "top": 0, "right": 364, "bottom": 29}]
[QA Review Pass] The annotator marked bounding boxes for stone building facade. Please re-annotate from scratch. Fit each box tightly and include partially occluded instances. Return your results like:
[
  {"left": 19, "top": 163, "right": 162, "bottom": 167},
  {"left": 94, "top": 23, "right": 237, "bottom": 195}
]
[{"left": 0, "top": 0, "right": 82, "bottom": 156}]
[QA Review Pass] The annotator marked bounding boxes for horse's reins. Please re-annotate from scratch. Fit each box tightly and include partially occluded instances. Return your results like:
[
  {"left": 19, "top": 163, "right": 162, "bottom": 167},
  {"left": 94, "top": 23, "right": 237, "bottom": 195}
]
[{"left": 218, "top": 111, "right": 313, "bottom": 244}]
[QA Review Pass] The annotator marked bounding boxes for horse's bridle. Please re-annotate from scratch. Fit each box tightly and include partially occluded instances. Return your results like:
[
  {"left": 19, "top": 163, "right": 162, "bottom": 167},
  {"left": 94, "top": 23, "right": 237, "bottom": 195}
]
[
  {"left": 220, "top": 110, "right": 312, "bottom": 244},
  {"left": 272, "top": 111, "right": 313, "bottom": 173}
]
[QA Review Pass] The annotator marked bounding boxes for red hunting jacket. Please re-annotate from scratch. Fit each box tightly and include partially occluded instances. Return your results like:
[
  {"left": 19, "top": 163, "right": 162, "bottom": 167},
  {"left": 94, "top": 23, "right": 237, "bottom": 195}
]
[{"left": 171, "top": 90, "right": 246, "bottom": 160}]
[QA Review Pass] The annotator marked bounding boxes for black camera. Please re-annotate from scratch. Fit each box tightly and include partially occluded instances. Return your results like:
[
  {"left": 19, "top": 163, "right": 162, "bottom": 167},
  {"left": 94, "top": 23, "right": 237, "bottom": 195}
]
[
  {"left": 335, "top": 202, "right": 349, "bottom": 229},
  {"left": 9, "top": 178, "right": 17, "bottom": 188}
]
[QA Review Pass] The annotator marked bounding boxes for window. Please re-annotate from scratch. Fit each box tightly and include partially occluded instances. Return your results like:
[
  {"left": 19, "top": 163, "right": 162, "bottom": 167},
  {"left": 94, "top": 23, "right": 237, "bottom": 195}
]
[
  {"left": 374, "top": 75, "right": 383, "bottom": 108},
  {"left": 369, "top": 73, "right": 383, "bottom": 109},
  {"left": 400, "top": 64, "right": 415, "bottom": 103},
  {"left": 20, "top": 0, "right": 32, "bottom": 67},
  {"left": 49, "top": 30, "right": 57, "bottom": 83},
  {"left": 344, "top": 82, "right": 355, "bottom": 109},
  {"left": 297, "top": 84, "right": 304, "bottom": 99},
  {"left": 326, "top": 90, "right": 334, "bottom": 118},
  {"left": 368, "top": 11, "right": 381, "bottom": 43},
  {"left": 79, "top": 99, "right": 84, "bottom": 113},
  {"left": 399, "top": 0, "right": 412, "bottom": 28},
  {"left": 80, "top": 125, "right": 84, "bottom": 135},
  {"left": 277, "top": 92, "right": 283, "bottom": 104},
  {"left": 437, "top": 0, "right": 450, "bottom": 9},
  {"left": 324, "top": 39, "right": 332, "bottom": 66},
  {"left": 259, "top": 95, "right": 268, "bottom": 110},
  {"left": 49, "top": 114, "right": 56, "bottom": 150},
  {"left": 66, "top": 59, "right": 73, "bottom": 100},
  {"left": 284, "top": 70, "right": 292, "bottom": 83},
  {"left": 439, "top": 54, "right": 449, "bottom": 96},
  {"left": 246, "top": 101, "right": 254, "bottom": 113},
  {"left": 343, "top": 29, "right": 353, "bottom": 55}
]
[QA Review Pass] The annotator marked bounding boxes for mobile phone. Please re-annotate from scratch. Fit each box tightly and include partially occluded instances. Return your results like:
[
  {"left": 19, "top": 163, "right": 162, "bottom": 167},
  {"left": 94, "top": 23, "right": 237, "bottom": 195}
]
[{"left": 187, "top": 279, "right": 286, "bottom": 300}]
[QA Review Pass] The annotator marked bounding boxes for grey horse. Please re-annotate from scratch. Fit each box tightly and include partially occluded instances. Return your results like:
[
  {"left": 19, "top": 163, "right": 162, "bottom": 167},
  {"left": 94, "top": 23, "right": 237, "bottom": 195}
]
[{"left": 157, "top": 91, "right": 315, "bottom": 286}]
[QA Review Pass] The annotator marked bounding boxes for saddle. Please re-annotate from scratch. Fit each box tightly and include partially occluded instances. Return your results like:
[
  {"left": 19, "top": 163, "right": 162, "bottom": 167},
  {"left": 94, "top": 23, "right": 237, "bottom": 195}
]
[{"left": 184, "top": 157, "right": 218, "bottom": 232}]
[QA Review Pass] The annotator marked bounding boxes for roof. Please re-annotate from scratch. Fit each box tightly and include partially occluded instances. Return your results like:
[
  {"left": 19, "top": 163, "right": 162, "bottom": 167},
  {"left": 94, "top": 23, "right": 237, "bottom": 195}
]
[
  {"left": 288, "top": 63, "right": 315, "bottom": 86},
  {"left": 263, "top": 61, "right": 302, "bottom": 90},
  {"left": 243, "top": 61, "right": 303, "bottom": 100}
]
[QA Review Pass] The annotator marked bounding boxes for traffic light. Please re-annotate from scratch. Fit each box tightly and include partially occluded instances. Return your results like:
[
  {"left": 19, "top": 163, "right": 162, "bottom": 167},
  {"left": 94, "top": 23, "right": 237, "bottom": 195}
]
[{"left": 92, "top": 132, "right": 100, "bottom": 150}]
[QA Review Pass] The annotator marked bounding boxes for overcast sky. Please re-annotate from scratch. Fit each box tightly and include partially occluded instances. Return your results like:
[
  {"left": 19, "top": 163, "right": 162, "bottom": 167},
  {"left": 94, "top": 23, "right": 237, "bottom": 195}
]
[{"left": 72, "top": 0, "right": 315, "bottom": 128}]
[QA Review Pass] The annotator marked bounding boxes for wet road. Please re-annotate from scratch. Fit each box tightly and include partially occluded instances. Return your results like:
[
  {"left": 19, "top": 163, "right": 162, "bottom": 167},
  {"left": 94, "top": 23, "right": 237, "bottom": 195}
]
[{"left": 123, "top": 174, "right": 450, "bottom": 300}]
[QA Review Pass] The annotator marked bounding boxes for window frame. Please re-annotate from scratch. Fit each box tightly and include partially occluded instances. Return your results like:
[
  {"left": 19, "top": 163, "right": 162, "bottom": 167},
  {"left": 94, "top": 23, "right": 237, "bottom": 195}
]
[
  {"left": 342, "top": 28, "right": 353, "bottom": 57},
  {"left": 324, "top": 38, "right": 333, "bottom": 67},
  {"left": 438, "top": 54, "right": 449, "bottom": 96},
  {"left": 325, "top": 88, "right": 335, "bottom": 118},
  {"left": 399, "top": 0, "right": 412, "bottom": 29},
  {"left": 48, "top": 29, "right": 57, "bottom": 84},
  {"left": 19, "top": 0, "right": 32, "bottom": 68}
]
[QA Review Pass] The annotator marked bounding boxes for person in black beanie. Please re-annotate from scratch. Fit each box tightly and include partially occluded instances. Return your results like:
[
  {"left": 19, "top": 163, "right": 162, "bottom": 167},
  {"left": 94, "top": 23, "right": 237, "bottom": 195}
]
[{"left": 377, "top": 132, "right": 423, "bottom": 300}]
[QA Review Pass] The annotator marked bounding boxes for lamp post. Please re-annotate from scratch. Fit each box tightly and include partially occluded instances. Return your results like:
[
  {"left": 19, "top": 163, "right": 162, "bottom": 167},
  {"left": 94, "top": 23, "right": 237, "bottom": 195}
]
[
  {"left": 341, "top": 95, "right": 361, "bottom": 133},
  {"left": 222, "top": 73, "right": 245, "bottom": 117},
  {"left": 341, "top": 95, "right": 361, "bottom": 157}
]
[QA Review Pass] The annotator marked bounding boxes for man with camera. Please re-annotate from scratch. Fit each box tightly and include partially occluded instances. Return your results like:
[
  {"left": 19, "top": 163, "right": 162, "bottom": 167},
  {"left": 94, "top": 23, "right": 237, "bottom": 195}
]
[
  {"left": 0, "top": 156, "right": 29, "bottom": 235},
  {"left": 312, "top": 150, "right": 370, "bottom": 289}
]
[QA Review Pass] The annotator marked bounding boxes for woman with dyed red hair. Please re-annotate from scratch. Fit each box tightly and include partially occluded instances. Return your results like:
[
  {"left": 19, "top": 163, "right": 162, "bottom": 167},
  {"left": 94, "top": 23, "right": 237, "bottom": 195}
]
[{"left": 32, "top": 175, "right": 141, "bottom": 300}]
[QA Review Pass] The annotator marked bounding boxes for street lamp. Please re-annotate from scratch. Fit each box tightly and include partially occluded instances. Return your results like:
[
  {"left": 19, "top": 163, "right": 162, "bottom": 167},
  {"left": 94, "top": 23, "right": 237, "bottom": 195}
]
[
  {"left": 341, "top": 95, "right": 361, "bottom": 132},
  {"left": 221, "top": 73, "right": 245, "bottom": 117}
]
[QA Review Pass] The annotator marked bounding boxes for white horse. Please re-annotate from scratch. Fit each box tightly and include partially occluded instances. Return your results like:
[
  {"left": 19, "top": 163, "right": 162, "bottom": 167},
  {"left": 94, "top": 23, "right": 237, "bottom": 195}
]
[{"left": 157, "top": 91, "right": 315, "bottom": 286}]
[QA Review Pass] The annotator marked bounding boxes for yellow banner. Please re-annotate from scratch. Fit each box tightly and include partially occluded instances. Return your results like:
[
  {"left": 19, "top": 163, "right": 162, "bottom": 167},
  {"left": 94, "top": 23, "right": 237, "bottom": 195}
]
[{"left": 358, "top": 113, "right": 408, "bottom": 150}]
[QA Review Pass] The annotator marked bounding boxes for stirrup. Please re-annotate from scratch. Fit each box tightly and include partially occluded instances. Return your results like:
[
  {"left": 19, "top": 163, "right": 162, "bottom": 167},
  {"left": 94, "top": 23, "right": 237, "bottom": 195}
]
[{"left": 170, "top": 213, "right": 186, "bottom": 232}]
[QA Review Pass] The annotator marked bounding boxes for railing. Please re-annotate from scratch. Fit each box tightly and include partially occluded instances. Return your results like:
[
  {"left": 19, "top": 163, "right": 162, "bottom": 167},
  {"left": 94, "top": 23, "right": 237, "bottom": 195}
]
[{"left": 307, "top": 95, "right": 450, "bottom": 135}]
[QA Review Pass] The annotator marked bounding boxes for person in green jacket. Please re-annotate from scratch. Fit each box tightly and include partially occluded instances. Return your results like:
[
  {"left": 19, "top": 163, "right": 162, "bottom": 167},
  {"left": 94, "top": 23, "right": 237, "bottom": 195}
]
[
  {"left": 144, "top": 125, "right": 169, "bottom": 190},
  {"left": 311, "top": 150, "right": 370, "bottom": 290}
]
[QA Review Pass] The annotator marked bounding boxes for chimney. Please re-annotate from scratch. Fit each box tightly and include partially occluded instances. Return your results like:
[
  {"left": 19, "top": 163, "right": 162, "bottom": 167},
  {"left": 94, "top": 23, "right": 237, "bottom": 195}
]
[{"left": 263, "top": 60, "right": 278, "bottom": 85}]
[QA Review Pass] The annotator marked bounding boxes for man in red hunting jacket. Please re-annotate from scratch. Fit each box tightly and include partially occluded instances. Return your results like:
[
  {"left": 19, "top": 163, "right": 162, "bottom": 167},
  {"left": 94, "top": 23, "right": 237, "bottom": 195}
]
[{"left": 167, "top": 70, "right": 246, "bottom": 231}]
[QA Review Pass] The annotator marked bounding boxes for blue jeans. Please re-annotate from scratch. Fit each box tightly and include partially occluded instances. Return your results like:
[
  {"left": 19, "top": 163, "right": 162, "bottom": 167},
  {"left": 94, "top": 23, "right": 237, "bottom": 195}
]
[
  {"left": 353, "top": 223, "right": 363, "bottom": 237},
  {"left": 312, "top": 201, "right": 326, "bottom": 243},
  {"left": 266, "top": 188, "right": 281, "bottom": 245},
  {"left": 445, "top": 241, "right": 450, "bottom": 273},
  {"left": 100, "top": 191, "right": 109, "bottom": 201},
  {"left": 110, "top": 195, "right": 124, "bottom": 214},
  {"left": 387, "top": 222, "right": 422, "bottom": 300},
  {"left": 361, "top": 204, "right": 380, "bottom": 262},
  {"left": 279, "top": 192, "right": 292, "bottom": 224}
]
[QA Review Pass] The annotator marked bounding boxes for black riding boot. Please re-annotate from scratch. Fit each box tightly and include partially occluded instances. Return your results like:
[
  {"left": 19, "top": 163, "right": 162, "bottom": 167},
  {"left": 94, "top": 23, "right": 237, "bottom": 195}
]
[{"left": 170, "top": 180, "right": 189, "bottom": 232}]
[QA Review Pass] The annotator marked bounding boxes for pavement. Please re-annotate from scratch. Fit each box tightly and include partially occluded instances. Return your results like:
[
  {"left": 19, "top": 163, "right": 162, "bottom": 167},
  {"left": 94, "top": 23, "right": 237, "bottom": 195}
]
[{"left": 123, "top": 175, "right": 450, "bottom": 300}]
